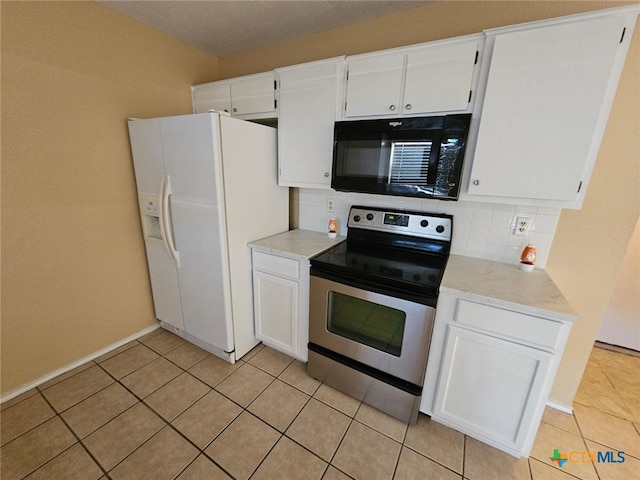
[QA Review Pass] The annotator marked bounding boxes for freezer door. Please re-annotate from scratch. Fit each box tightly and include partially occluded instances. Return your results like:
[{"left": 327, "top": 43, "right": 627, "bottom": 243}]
[
  {"left": 128, "top": 119, "right": 165, "bottom": 196},
  {"left": 129, "top": 119, "right": 184, "bottom": 331},
  {"left": 144, "top": 242, "right": 184, "bottom": 331},
  {"left": 159, "top": 114, "right": 234, "bottom": 354}
]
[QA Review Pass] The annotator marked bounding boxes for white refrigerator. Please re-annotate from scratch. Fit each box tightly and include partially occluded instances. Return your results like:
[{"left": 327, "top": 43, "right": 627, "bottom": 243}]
[{"left": 128, "top": 112, "right": 289, "bottom": 363}]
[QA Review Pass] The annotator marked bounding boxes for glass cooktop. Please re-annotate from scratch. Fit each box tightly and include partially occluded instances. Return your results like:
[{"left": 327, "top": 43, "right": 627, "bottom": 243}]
[{"left": 310, "top": 240, "right": 447, "bottom": 299}]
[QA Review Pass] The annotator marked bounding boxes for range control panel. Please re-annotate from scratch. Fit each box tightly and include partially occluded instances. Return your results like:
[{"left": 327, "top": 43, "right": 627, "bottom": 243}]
[{"left": 347, "top": 206, "right": 452, "bottom": 242}]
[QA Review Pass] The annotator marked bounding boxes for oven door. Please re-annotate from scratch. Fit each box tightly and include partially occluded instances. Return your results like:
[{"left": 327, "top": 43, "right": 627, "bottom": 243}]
[{"left": 309, "top": 274, "right": 435, "bottom": 386}]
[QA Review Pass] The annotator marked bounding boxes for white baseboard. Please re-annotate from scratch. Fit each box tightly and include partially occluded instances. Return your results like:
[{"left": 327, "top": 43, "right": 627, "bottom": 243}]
[
  {"left": 546, "top": 399, "right": 574, "bottom": 415},
  {"left": 0, "top": 323, "right": 160, "bottom": 404}
]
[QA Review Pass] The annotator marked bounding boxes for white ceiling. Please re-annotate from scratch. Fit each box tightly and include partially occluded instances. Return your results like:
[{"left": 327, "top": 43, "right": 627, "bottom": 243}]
[{"left": 99, "top": 1, "right": 431, "bottom": 56}]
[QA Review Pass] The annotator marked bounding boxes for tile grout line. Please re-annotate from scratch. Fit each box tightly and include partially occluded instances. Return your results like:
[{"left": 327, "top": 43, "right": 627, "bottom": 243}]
[
  {"left": 526, "top": 439, "right": 534, "bottom": 480},
  {"left": 241, "top": 360, "right": 335, "bottom": 478},
  {"left": 35, "top": 387, "right": 111, "bottom": 480},
  {"left": 90, "top": 350, "right": 178, "bottom": 478},
  {"left": 7, "top": 350, "right": 480, "bottom": 480},
  {"left": 461, "top": 433, "right": 467, "bottom": 479},
  {"left": 202, "top": 364, "right": 282, "bottom": 479},
  {"left": 10, "top": 340, "right": 635, "bottom": 480},
  {"left": 589, "top": 356, "right": 636, "bottom": 423},
  {"left": 263, "top": 363, "right": 354, "bottom": 477},
  {"left": 243, "top": 356, "right": 467, "bottom": 480},
  {"left": 93, "top": 342, "right": 243, "bottom": 479},
  {"left": 591, "top": 355, "right": 640, "bottom": 425}
]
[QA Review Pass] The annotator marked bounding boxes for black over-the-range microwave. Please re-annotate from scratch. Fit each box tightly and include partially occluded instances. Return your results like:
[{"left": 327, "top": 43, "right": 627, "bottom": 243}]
[{"left": 331, "top": 114, "right": 472, "bottom": 200}]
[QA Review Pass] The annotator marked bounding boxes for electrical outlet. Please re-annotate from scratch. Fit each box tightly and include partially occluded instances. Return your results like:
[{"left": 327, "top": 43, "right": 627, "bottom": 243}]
[
  {"left": 327, "top": 198, "right": 335, "bottom": 213},
  {"left": 513, "top": 216, "right": 531, "bottom": 236}
]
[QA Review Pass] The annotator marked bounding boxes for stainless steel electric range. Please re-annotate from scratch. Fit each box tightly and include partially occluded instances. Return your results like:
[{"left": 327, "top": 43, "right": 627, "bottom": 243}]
[{"left": 307, "top": 205, "right": 453, "bottom": 424}]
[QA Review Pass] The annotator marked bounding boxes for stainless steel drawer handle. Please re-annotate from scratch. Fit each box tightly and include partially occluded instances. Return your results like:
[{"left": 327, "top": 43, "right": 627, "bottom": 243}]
[
  {"left": 473, "top": 180, "right": 480, "bottom": 186},
  {"left": 405, "top": 104, "right": 412, "bottom": 110},
  {"left": 389, "top": 105, "right": 396, "bottom": 111},
  {"left": 324, "top": 172, "right": 330, "bottom": 178}
]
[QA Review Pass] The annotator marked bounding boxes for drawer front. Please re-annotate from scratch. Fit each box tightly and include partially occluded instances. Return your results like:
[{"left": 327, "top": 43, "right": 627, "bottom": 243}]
[
  {"left": 252, "top": 251, "right": 299, "bottom": 280},
  {"left": 454, "top": 299, "right": 562, "bottom": 351}
]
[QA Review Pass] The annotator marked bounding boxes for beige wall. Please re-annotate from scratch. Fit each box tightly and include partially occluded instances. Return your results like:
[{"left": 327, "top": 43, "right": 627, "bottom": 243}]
[
  {"left": 219, "top": 1, "right": 640, "bottom": 408},
  {"left": 1, "top": 1, "right": 218, "bottom": 394},
  {"left": 597, "top": 217, "right": 640, "bottom": 350}
]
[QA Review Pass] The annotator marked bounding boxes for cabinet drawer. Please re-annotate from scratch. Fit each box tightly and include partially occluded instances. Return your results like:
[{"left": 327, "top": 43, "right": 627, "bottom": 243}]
[
  {"left": 252, "top": 251, "right": 299, "bottom": 280},
  {"left": 454, "top": 299, "right": 562, "bottom": 351}
]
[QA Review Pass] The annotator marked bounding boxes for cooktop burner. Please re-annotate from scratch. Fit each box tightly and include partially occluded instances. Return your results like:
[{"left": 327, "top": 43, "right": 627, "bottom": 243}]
[{"left": 310, "top": 206, "right": 453, "bottom": 301}]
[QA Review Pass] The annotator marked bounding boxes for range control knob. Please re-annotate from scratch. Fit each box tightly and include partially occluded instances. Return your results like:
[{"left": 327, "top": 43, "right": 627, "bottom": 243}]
[
  {"left": 420, "top": 219, "right": 429, "bottom": 228},
  {"left": 366, "top": 213, "right": 374, "bottom": 221},
  {"left": 436, "top": 225, "right": 445, "bottom": 233},
  {"left": 353, "top": 215, "right": 361, "bottom": 222}
]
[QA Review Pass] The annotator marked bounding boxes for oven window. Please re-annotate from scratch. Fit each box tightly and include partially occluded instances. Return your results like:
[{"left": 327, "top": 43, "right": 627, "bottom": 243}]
[{"left": 327, "top": 291, "right": 406, "bottom": 357}]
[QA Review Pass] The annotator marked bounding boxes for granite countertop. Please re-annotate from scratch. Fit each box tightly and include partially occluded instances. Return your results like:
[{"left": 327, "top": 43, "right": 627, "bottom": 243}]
[
  {"left": 442, "top": 254, "right": 578, "bottom": 322},
  {"left": 248, "top": 229, "right": 345, "bottom": 261}
]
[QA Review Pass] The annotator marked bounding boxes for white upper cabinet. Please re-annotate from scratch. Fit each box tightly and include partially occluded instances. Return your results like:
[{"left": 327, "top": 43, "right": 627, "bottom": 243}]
[
  {"left": 191, "top": 82, "right": 231, "bottom": 114},
  {"left": 466, "top": 7, "right": 638, "bottom": 208},
  {"left": 344, "top": 52, "right": 405, "bottom": 117},
  {"left": 192, "top": 71, "right": 277, "bottom": 119},
  {"left": 230, "top": 73, "right": 277, "bottom": 117},
  {"left": 404, "top": 41, "right": 481, "bottom": 114},
  {"left": 344, "top": 36, "right": 482, "bottom": 118},
  {"left": 276, "top": 58, "right": 345, "bottom": 189}
]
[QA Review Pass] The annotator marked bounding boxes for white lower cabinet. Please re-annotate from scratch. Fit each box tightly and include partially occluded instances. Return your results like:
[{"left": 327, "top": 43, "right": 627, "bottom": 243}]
[
  {"left": 251, "top": 250, "right": 309, "bottom": 361},
  {"left": 434, "top": 326, "right": 552, "bottom": 456},
  {"left": 426, "top": 292, "right": 574, "bottom": 457}
]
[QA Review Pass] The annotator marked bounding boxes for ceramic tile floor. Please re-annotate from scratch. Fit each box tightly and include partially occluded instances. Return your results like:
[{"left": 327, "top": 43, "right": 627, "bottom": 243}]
[{"left": 2, "top": 329, "right": 639, "bottom": 480}]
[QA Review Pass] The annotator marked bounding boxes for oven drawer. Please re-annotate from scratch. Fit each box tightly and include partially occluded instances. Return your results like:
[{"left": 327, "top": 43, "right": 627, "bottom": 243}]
[
  {"left": 252, "top": 251, "right": 299, "bottom": 281},
  {"left": 309, "top": 274, "right": 435, "bottom": 386}
]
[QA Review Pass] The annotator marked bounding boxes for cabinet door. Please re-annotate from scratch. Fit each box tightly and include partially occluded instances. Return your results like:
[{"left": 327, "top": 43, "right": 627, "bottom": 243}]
[
  {"left": 277, "top": 58, "right": 343, "bottom": 188},
  {"left": 403, "top": 40, "right": 478, "bottom": 114},
  {"left": 433, "top": 326, "right": 551, "bottom": 454},
  {"left": 192, "top": 82, "right": 231, "bottom": 114},
  {"left": 230, "top": 72, "right": 276, "bottom": 117},
  {"left": 253, "top": 270, "right": 299, "bottom": 357},
  {"left": 344, "top": 52, "right": 404, "bottom": 117},
  {"left": 469, "top": 15, "right": 626, "bottom": 201}
]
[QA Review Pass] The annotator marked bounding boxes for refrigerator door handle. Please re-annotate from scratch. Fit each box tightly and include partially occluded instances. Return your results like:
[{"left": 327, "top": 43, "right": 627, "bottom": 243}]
[
  {"left": 157, "top": 174, "right": 172, "bottom": 259},
  {"left": 162, "top": 174, "right": 181, "bottom": 268}
]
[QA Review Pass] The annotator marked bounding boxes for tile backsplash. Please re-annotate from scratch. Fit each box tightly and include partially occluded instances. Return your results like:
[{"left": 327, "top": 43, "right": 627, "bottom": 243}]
[{"left": 297, "top": 189, "right": 560, "bottom": 268}]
